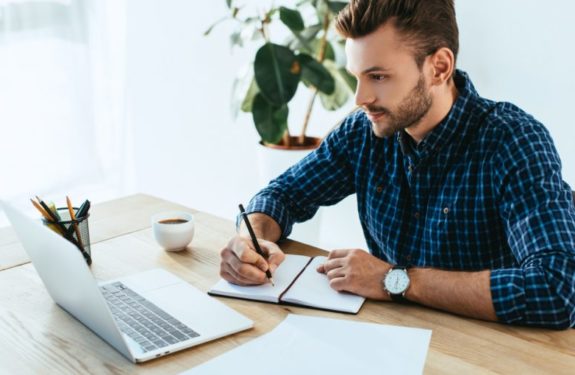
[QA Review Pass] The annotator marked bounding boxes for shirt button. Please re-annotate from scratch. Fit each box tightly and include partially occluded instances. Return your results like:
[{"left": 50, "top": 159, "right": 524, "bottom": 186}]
[
  {"left": 414, "top": 212, "right": 420, "bottom": 219},
  {"left": 406, "top": 255, "right": 412, "bottom": 262},
  {"left": 443, "top": 207, "right": 449, "bottom": 214},
  {"left": 376, "top": 186, "right": 383, "bottom": 193}
]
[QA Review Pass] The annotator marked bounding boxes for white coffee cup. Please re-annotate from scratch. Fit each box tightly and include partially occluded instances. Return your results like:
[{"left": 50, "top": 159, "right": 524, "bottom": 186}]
[{"left": 151, "top": 211, "right": 195, "bottom": 251}]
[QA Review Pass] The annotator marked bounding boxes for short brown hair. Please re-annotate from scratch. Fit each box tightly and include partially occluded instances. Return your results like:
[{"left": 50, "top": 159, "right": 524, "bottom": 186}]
[{"left": 335, "top": 0, "right": 459, "bottom": 69}]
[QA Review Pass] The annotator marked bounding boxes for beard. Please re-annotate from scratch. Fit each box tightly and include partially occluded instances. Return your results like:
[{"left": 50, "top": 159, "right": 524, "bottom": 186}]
[{"left": 366, "top": 74, "right": 432, "bottom": 138}]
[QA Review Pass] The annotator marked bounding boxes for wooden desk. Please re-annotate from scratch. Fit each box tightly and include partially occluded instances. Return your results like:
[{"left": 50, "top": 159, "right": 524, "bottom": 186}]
[{"left": 0, "top": 194, "right": 573, "bottom": 374}]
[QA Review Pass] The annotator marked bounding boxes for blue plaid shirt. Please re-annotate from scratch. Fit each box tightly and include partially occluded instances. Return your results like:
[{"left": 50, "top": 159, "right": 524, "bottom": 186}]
[{"left": 246, "top": 70, "right": 575, "bottom": 329}]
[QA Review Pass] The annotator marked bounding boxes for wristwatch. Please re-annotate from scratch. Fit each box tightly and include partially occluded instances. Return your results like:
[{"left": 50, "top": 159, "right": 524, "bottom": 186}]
[{"left": 382, "top": 266, "right": 410, "bottom": 302}]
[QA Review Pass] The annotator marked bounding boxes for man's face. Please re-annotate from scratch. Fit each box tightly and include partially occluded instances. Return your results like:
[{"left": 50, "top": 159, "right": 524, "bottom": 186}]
[{"left": 346, "top": 23, "right": 433, "bottom": 138}]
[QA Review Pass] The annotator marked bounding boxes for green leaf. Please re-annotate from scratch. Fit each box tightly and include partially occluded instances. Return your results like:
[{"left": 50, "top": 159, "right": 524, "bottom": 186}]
[
  {"left": 338, "top": 66, "right": 357, "bottom": 92},
  {"left": 315, "top": 0, "right": 330, "bottom": 24},
  {"left": 225, "top": 0, "right": 232, "bottom": 9},
  {"left": 284, "top": 24, "right": 322, "bottom": 55},
  {"left": 279, "top": 7, "right": 305, "bottom": 32},
  {"left": 230, "top": 31, "right": 243, "bottom": 48},
  {"left": 286, "top": 33, "right": 315, "bottom": 55},
  {"left": 203, "top": 16, "right": 227, "bottom": 36},
  {"left": 238, "top": 22, "right": 261, "bottom": 44},
  {"left": 252, "top": 93, "right": 289, "bottom": 144},
  {"left": 297, "top": 54, "right": 335, "bottom": 95},
  {"left": 327, "top": 1, "right": 348, "bottom": 13},
  {"left": 296, "top": 0, "right": 314, "bottom": 6},
  {"left": 254, "top": 43, "right": 301, "bottom": 106},
  {"left": 300, "top": 23, "right": 323, "bottom": 41},
  {"left": 284, "top": 34, "right": 335, "bottom": 62},
  {"left": 311, "top": 39, "right": 335, "bottom": 61},
  {"left": 230, "top": 64, "right": 258, "bottom": 118},
  {"left": 319, "top": 60, "right": 354, "bottom": 110},
  {"left": 241, "top": 78, "right": 259, "bottom": 113}
]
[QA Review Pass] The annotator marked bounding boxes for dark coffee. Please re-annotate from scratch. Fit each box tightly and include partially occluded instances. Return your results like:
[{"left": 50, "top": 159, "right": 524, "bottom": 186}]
[{"left": 158, "top": 218, "right": 188, "bottom": 224}]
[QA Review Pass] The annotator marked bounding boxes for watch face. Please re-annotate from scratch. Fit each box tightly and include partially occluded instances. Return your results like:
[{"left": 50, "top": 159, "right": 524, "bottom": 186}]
[{"left": 384, "top": 269, "right": 410, "bottom": 294}]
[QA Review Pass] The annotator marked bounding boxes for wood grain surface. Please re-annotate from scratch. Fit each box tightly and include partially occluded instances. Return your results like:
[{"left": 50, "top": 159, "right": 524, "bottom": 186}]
[{"left": 0, "top": 194, "right": 573, "bottom": 374}]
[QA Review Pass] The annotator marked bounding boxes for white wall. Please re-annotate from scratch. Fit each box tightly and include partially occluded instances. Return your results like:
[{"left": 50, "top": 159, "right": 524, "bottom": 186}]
[
  {"left": 126, "top": 0, "right": 575, "bottom": 250},
  {"left": 457, "top": 0, "right": 575, "bottom": 185}
]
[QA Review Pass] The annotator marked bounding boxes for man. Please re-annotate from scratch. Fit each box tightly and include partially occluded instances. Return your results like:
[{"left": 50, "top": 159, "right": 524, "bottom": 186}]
[{"left": 220, "top": 0, "right": 575, "bottom": 329}]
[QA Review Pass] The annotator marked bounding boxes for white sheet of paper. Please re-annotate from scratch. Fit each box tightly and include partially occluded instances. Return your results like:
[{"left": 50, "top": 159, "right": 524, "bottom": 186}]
[
  {"left": 181, "top": 314, "right": 432, "bottom": 375},
  {"left": 281, "top": 256, "right": 365, "bottom": 313},
  {"left": 209, "top": 254, "right": 311, "bottom": 303}
]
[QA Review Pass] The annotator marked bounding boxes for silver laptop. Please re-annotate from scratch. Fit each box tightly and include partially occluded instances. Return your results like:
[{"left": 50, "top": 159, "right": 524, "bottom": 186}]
[{"left": 2, "top": 201, "right": 253, "bottom": 363}]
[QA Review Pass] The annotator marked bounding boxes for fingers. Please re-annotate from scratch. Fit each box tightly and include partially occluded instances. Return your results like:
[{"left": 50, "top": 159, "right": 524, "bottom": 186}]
[
  {"left": 327, "top": 249, "right": 353, "bottom": 259},
  {"left": 316, "top": 256, "right": 346, "bottom": 274},
  {"left": 317, "top": 249, "right": 353, "bottom": 273},
  {"left": 220, "top": 248, "right": 268, "bottom": 285},
  {"left": 220, "top": 264, "right": 261, "bottom": 286},
  {"left": 260, "top": 239, "right": 285, "bottom": 273},
  {"left": 318, "top": 249, "right": 364, "bottom": 273},
  {"left": 220, "top": 236, "right": 286, "bottom": 285},
  {"left": 322, "top": 257, "right": 350, "bottom": 293},
  {"left": 234, "top": 240, "right": 269, "bottom": 272},
  {"left": 317, "top": 250, "right": 351, "bottom": 292},
  {"left": 328, "top": 276, "right": 348, "bottom": 292}
]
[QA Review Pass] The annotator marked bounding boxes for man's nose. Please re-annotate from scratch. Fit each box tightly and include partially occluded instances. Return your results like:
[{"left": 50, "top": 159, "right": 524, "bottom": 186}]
[{"left": 354, "top": 81, "right": 376, "bottom": 107}]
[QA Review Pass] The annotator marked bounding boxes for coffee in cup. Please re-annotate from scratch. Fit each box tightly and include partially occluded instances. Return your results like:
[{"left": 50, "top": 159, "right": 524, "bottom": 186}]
[
  {"left": 158, "top": 218, "right": 189, "bottom": 225},
  {"left": 151, "top": 211, "right": 195, "bottom": 251}
]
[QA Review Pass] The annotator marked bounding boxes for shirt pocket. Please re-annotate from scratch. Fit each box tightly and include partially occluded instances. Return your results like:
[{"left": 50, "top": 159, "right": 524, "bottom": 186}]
[
  {"left": 422, "top": 202, "right": 453, "bottom": 267},
  {"left": 433, "top": 199, "right": 501, "bottom": 270},
  {"left": 426, "top": 199, "right": 480, "bottom": 269}
]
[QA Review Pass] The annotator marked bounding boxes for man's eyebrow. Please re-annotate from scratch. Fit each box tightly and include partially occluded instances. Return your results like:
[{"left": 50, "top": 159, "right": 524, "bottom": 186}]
[
  {"left": 345, "top": 66, "right": 391, "bottom": 76},
  {"left": 361, "top": 66, "right": 391, "bottom": 75}
]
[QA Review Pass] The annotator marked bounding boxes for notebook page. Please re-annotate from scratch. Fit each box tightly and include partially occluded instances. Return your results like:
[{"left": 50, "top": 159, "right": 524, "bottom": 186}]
[
  {"left": 281, "top": 256, "right": 366, "bottom": 313},
  {"left": 208, "top": 254, "right": 312, "bottom": 303}
]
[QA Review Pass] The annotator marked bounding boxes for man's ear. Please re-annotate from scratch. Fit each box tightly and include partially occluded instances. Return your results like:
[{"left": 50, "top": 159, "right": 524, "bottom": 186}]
[{"left": 428, "top": 47, "right": 455, "bottom": 86}]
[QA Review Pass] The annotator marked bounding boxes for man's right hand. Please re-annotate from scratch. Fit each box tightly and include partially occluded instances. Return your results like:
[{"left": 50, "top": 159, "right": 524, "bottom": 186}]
[{"left": 219, "top": 235, "right": 285, "bottom": 286}]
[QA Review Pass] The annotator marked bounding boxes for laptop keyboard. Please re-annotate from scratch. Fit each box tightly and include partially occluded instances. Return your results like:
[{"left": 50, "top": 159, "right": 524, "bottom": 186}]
[{"left": 101, "top": 281, "right": 200, "bottom": 353}]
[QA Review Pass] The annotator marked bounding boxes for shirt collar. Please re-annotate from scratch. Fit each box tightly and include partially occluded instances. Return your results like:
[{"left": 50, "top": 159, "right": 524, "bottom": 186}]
[{"left": 398, "top": 70, "right": 480, "bottom": 162}]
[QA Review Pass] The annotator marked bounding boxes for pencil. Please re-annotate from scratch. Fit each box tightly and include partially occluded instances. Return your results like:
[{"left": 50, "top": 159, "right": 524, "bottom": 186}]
[
  {"left": 238, "top": 204, "right": 275, "bottom": 286},
  {"left": 33, "top": 197, "right": 70, "bottom": 235},
  {"left": 66, "top": 196, "right": 84, "bottom": 251},
  {"left": 33, "top": 196, "right": 90, "bottom": 264},
  {"left": 30, "top": 199, "right": 64, "bottom": 235},
  {"left": 36, "top": 197, "right": 81, "bottom": 244}
]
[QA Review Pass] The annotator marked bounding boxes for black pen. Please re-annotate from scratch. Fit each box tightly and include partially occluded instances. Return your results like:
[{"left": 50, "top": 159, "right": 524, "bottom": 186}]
[
  {"left": 36, "top": 196, "right": 69, "bottom": 236},
  {"left": 76, "top": 199, "right": 91, "bottom": 219},
  {"left": 238, "top": 204, "right": 275, "bottom": 286},
  {"left": 35, "top": 196, "right": 91, "bottom": 265},
  {"left": 66, "top": 199, "right": 90, "bottom": 238}
]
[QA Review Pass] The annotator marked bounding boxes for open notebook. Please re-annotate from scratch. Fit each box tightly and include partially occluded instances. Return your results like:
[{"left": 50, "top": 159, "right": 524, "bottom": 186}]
[{"left": 209, "top": 254, "right": 365, "bottom": 314}]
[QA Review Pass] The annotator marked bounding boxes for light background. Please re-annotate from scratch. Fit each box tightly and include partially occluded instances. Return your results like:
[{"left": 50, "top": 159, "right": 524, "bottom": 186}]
[{"left": 127, "top": 0, "right": 574, "bottom": 250}]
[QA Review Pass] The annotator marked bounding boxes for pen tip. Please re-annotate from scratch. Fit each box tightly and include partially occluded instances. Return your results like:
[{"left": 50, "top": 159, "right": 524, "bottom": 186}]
[{"left": 270, "top": 278, "right": 275, "bottom": 287}]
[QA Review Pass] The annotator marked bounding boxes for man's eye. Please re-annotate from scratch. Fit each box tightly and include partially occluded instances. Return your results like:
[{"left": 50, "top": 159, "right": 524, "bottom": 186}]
[{"left": 370, "top": 74, "right": 386, "bottom": 81}]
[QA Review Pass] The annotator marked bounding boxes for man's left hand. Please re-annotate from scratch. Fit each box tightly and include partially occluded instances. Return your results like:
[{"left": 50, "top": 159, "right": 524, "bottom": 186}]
[{"left": 316, "top": 249, "right": 392, "bottom": 300}]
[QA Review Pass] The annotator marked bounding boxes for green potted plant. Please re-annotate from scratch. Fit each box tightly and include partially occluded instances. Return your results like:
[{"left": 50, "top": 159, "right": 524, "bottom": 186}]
[{"left": 206, "top": 0, "right": 357, "bottom": 150}]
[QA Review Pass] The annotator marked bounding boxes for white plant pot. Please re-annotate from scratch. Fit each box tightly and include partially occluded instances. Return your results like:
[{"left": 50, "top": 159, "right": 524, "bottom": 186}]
[{"left": 256, "top": 138, "right": 323, "bottom": 246}]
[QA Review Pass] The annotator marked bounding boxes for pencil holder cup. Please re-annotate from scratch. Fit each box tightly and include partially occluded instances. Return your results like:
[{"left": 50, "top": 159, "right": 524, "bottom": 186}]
[{"left": 43, "top": 207, "right": 92, "bottom": 266}]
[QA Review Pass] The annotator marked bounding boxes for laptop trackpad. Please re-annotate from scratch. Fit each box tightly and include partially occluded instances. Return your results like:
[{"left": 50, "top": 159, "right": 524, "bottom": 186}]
[
  {"left": 119, "top": 269, "right": 244, "bottom": 337},
  {"left": 118, "top": 269, "right": 182, "bottom": 293},
  {"left": 141, "top": 283, "right": 230, "bottom": 334}
]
